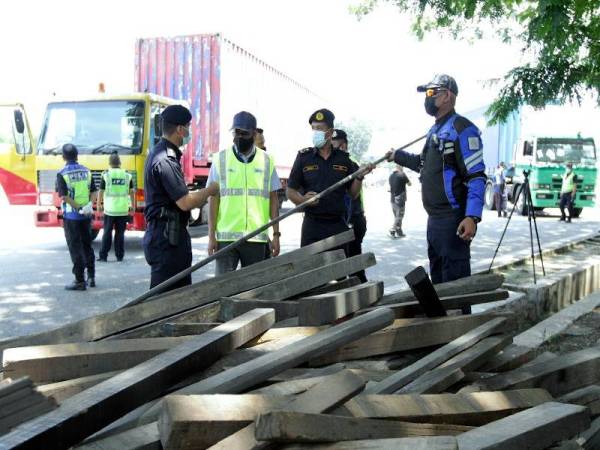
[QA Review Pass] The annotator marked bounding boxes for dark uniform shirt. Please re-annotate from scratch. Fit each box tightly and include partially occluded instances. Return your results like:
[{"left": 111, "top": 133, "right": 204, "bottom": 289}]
[
  {"left": 389, "top": 171, "right": 409, "bottom": 202},
  {"left": 143, "top": 138, "right": 190, "bottom": 222},
  {"left": 288, "top": 147, "right": 357, "bottom": 218}
]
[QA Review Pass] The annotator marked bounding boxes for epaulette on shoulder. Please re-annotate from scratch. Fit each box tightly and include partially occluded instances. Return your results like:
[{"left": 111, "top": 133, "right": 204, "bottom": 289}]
[
  {"left": 166, "top": 148, "right": 178, "bottom": 159},
  {"left": 298, "top": 147, "right": 314, "bottom": 155},
  {"left": 453, "top": 115, "right": 477, "bottom": 134}
]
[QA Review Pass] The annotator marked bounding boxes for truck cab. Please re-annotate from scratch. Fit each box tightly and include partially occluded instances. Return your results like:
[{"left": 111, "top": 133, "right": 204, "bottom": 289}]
[
  {"left": 509, "top": 136, "right": 597, "bottom": 216},
  {"left": 34, "top": 93, "right": 182, "bottom": 236},
  {"left": 0, "top": 103, "right": 36, "bottom": 205}
]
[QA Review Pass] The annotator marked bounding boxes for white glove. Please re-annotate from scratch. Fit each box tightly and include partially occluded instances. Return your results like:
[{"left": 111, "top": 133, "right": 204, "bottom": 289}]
[{"left": 80, "top": 202, "right": 94, "bottom": 216}]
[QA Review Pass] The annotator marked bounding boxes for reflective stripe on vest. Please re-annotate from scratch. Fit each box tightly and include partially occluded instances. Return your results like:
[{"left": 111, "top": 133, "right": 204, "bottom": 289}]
[
  {"left": 214, "top": 147, "right": 273, "bottom": 242},
  {"left": 61, "top": 164, "right": 92, "bottom": 219},
  {"left": 561, "top": 172, "right": 575, "bottom": 194},
  {"left": 103, "top": 168, "right": 132, "bottom": 216}
]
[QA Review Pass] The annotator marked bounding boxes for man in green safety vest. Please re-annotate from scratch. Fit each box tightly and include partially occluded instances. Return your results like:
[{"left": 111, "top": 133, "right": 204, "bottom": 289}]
[
  {"left": 559, "top": 162, "right": 577, "bottom": 223},
  {"left": 98, "top": 152, "right": 134, "bottom": 261},
  {"left": 55, "top": 144, "right": 98, "bottom": 291},
  {"left": 207, "top": 111, "right": 281, "bottom": 274}
]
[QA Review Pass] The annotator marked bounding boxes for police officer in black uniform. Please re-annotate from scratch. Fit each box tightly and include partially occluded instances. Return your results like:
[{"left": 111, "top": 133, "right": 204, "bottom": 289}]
[
  {"left": 286, "top": 109, "right": 366, "bottom": 248},
  {"left": 143, "top": 105, "right": 218, "bottom": 292}
]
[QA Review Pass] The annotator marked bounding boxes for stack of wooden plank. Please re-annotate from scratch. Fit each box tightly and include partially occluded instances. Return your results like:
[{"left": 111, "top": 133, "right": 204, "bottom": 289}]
[{"left": 0, "top": 230, "right": 599, "bottom": 449}]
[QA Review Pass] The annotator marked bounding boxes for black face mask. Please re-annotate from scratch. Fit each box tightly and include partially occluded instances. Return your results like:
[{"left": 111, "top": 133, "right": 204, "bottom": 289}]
[
  {"left": 424, "top": 97, "right": 439, "bottom": 116},
  {"left": 235, "top": 136, "right": 254, "bottom": 153}
]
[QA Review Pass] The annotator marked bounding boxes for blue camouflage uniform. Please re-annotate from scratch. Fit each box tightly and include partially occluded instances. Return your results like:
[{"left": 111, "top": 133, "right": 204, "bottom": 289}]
[{"left": 394, "top": 110, "right": 486, "bottom": 283}]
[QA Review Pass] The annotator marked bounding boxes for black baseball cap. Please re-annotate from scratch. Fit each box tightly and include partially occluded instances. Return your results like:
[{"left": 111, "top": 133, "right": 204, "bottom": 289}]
[
  {"left": 332, "top": 129, "right": 348, "bottom": 143},
  {"left": 417, "top": 74, "right": 459, "bottom": 95}
]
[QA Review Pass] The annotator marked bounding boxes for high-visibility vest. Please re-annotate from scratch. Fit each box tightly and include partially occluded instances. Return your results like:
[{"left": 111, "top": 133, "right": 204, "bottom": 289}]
[
  {"left": 213, "top": 147, "right": 273, "bottom": 242},
  {"left": 60, "top": 162, "right": 92, "bottom": 220},
  {"left": 102, "top": 168, "right": 132, "bottom": 216},
  {"left": 561, "top": 171, "right": 575, "bottom": 194}
]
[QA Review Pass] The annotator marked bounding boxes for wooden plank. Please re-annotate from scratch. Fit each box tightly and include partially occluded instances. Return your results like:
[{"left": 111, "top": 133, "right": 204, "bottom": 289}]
[
  {"left": 254, "top": 411, "right": 470, "bottom": 443},
  {"left": 0, "top": 377, "right": 32, "bottom": 398},
  {"left": 0, "top": 387, "right": 35, "bottom": 408},
  {"left": 341, "top": 389, "right": 554, "bottom": 426},
  {"left": 481, "top": 346, "right": 600, "bottom": 396},
  {"left": 266, "top": 364, "right": 347, "bottom": 382},
  {"left": 2, "top": 337, "right": 192, "bottom": 383},
  {"left": 160, "top": 323, "right": 220, "bottom": 337},
  {"left": 235, "top": 253, "right": 377, "bottom": 301},
  {"left": 0, "top": 399, "right": 57, "bottom": 436},
  {"left": 0, "top": 392, "right": 49, "bottom": 421},
  {"left": 219, "top": 298, "right": 299, "bottom": 322},
  {"left": 456, "top": 402, "right": 590, "bottom": 450},
  {"left": 283, "top": 436, "right": 459, "bottom": 450},
  {"left": 378, "top": 273, "right": 504, "bottom": 306},
  {"left": 37, "top": 371, "right": 121, "bottom": 404},
  {"left": 0, "top": 309, "right": 275, "bottom": 450},
  {"left": 560, "top": 386, "right": 600, "bottom": 416},
  {"left": 312, "top": 313, "right": 499, "bottom": 366},
  {"left": 396, "top": 367, "right": 465, "bottom": 394},
  {"left": 298, "top": 281, "right": 383, "bottom": 326},
  {"left": 439, "top": 335, "right": 512, "bottom": 373},
  {"left": 0, "top": 250, "right": 337, "bottom": 353},
  {"left": 292, "top": 277, "right": 361, "bottom": 298},
  {"left": 73, "top": 423, "right": 160, "bottom": 450},
  {"left": 359, "top": 290, "right": 510, "bottom": 318},
  {"left": 480, "top": 344, "right": 536, "bottom": 372},
  {"left": 577, "top": 416, "right": 600, "bottom": 449},
  {"left": 204, "top": 370, "right": 366, "bottom": 450},
  {"left": 404, "top": 266, "right": 447, "bottom": 317},
  {"left": 157, "top": 395, "right": 292, "bottom": 449},
  {"left": 365, "top": 317, "right": 506, "bottom": 394}
]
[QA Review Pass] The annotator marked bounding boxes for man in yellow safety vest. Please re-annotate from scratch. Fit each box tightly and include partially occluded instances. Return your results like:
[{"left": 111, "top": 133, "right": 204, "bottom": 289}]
[
  {"left": 98, "top": 152, "right": 134, "bottom": 261},
  {"left": 207, "top": 111, "right": 281, "bottom": 274}
]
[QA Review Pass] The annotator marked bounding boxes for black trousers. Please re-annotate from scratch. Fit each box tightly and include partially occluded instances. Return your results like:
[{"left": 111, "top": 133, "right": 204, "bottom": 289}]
[
  {"left": 143, "top": 221, "right": 192, "bottom": 292},
  {"left": 301, "top": 215, "right": 349, "bottom": 253},
  {"left": 63, "top": 218, "right": 95, "bottom": 282},
  {"left": 348, "top": 214, "right": 368, "bottom": 282},
  {"left": 99, "top": 215, "right": 128, "bottom": 260},
  {"left": 560, "top": 192, "right": 574, "bottom": 220},
  {"left": 215, "top": 241, "right": 269, "bottom": 275}
]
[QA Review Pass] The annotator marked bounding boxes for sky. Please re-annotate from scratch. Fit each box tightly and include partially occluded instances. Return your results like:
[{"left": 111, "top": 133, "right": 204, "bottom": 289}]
[{"left": 1, "top": 0, "right": 598, "bottom": 155}]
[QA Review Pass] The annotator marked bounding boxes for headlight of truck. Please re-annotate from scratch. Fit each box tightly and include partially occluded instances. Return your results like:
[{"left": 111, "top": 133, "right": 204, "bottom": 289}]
[
  {"left": 39, "top": 193, "right": 54, "bottom": 206},
  {"left": 532, "top": 183, "right": 551, "bottom": 190},
  {"left": 584, "top": 184, "right": 595, "bottom": 191}
]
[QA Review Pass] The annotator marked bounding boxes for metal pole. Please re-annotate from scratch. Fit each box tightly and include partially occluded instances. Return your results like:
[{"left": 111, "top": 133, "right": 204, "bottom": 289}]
[{"left": 121, "top": 134, "right": 427, "bottom": 308}]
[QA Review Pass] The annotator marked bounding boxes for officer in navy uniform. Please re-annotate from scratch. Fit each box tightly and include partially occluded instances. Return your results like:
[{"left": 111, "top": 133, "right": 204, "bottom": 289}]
[
  {"left": 387, "top": 74, "right": 486, "bottom": 296},
  {"left": 143, "top": 105, "right": 218, "bottom": 292},
  {"left": 287, "top": 109, "right": 367, "bottom": 248}
]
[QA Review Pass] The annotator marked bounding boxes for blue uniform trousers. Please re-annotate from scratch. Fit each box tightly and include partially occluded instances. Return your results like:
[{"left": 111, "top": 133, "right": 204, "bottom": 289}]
[
  {"left": 143, "top": 220, "right": 192, "bottom": 291},
  {"left": 426, "top": 214, "right": 471, "bottom": 284}
]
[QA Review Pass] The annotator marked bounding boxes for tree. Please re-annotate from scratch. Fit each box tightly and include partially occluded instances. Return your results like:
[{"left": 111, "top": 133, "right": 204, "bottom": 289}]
[
  {"left": 351, "top": 0, "right": 600, "bottom": 124},
  {"left": 336, "top": 118, "right": 373, "bottom": 162}
]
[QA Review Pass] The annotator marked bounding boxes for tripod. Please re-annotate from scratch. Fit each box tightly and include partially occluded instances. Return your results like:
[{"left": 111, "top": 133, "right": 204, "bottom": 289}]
[{"left": 488, "top": 170, "right": 546, "bottom": 283}]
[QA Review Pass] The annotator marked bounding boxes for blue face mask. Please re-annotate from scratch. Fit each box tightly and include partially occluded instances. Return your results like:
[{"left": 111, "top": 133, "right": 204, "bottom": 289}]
[
  {"left": 312, "top": 130, "right": 327, "bottom": 149},
  {"left": 181, "top": 130, "right": 191, "bottom": 146}
]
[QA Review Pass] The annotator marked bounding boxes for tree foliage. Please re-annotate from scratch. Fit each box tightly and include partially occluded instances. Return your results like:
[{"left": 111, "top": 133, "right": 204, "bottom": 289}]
[
  {"left": 351, "top": 0, "right": 600, "bottom": 124},
  {"left": 337, "top": 118, "right": 373, "bottom": 162}
]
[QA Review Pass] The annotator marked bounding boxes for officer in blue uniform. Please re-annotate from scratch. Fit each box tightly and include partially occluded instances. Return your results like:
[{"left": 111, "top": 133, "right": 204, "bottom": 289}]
[
  {"left": 388, "top": 74, "right": 486, "bottom": 289},
  {"left": 286, "top": 109, "right": 364, "bottom": 248},
  {"left": 143, "top": 105, "right": 218, "bottom": 292}
]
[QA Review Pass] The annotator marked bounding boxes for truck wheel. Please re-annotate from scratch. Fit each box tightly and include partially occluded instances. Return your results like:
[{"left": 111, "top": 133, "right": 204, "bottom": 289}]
[
  {"left": 571, "top": 207, "right": 582, "bottom": 218},
  {"left": 516, "top": 186, "right": 528, "bottom": 216},
  {"left": 484, "top": 183, "right": 496, "bottom": 210},
  {"left": 91, "top": 229, "right": 100, "bottom": 241}
]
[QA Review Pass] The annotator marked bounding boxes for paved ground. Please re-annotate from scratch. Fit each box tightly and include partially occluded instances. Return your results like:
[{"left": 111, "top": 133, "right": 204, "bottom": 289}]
[{"left": 1, "top": 183, "right": 599, "bottom": 340}]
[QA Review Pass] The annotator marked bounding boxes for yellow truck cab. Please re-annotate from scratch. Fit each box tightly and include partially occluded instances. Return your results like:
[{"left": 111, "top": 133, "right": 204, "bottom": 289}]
[
  {"left": 34, "top": 93, "right": 182, "bottom": 237},
  {"left": 0, "top": 103, "right": 36, "bottom": 204}
]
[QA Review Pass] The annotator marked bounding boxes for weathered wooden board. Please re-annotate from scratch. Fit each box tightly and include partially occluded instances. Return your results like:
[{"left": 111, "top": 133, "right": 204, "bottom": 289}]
[
  {"left": 37, "top": 372, "right": 121, "bottom": 404},
  {"left": 219, "top": 298, "right": 299, "bottom": 322},
  {"left": 404, "top": 266, "right": 447, "bottom": 317},
  {"left": 284, "top": 436, "right": 459, "bottom": 450}
]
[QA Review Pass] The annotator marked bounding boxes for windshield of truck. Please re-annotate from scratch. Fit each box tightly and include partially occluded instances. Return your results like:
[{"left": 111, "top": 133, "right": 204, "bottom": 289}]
[
  {"left": 536, "top": 138, "right": 596, "bottom": 165},
  {"left": 37, "top": 100, "right": 144, "bottom": 155}
]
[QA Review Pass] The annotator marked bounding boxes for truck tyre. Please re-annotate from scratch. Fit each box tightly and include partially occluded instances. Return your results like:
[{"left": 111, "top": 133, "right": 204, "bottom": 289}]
[
  {"left": 484, "top": 182, "right": 496, "bottom": 210},
  {"left": 571, "top": 207, "right": 582, "bottom": 218},
  {"left": 91, "top": 229, "right": 100, "bottom": 241},
  {"left": 515, "top": 185, "right": 528, "bottom": 216}
]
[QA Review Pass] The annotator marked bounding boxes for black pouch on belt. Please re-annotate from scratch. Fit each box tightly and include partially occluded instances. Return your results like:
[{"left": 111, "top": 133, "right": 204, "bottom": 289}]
[{"left": 159, "top": 207, "right": 180, "bottom": 246}]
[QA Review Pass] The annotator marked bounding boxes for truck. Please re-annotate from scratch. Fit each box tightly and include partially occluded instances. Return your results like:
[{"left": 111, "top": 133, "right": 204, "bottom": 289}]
[
  {"left": 34, "top": 33, "right": 323, "bottom": 236},
  {"left": 474, "top": 104, "right": 598, "bottom": 217},
  {"left": 0, "top": 103, "right": 36, "bottom": 205}
]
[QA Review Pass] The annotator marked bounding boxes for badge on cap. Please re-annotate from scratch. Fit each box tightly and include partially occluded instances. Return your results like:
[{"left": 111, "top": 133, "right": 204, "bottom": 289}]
[{"left": 316, "top": 112, "right": 324, "bottom": 121}]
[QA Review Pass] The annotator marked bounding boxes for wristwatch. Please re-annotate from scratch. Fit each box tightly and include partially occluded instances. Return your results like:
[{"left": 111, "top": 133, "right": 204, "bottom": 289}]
[{"left": 467, "top": 216, "right": 481, "bottom": 224}]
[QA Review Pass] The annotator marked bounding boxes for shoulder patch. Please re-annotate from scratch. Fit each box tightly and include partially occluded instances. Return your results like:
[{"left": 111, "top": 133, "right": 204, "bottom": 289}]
[
  {"left": 298, "top": 147, "right": 314, "bottom": 154},
  {"left": 166, "top": 148, "right": 178, "bottom": 159},
  {"left": 453, "top": 115, "right": 477, "bottom": 134}
]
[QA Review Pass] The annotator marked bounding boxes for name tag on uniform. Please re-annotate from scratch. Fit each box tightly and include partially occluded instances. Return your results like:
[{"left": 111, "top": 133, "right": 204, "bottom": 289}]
[
  {"left": 468, "top": 137, "right": 480, "bottom": 150},
  {"left": 111, "top": 179, "right": 126, "bottom": 186},
  {"left": 303, "top": 164, "right": 318, "bottom": 172},
  {"left": 333, "top": 165, "right": 348, "bottom": 172}
]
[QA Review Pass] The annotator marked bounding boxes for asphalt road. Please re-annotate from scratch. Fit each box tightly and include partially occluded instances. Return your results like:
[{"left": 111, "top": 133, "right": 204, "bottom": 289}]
[{"left": 1, "top": 184, "right": 599, "bottom": 340}]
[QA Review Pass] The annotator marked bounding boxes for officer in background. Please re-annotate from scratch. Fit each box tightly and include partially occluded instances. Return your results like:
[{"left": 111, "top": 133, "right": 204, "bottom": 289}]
[
  {"left": 143, "top": 105, "right": 218, "bottom": 291},
  {"left": 287, "top": 109, "right": 366, "bottom": 248},
  {"left": 255, "top": 128, "right": 267, "bottom": 151},
  {"left": 207, "top": 111, "right": 281, "bottom": 274},
  {"left": 332, "top": 128, "right": 368, "bottom": 282},
  {"left": 559, "top": 162, "right": 576, "bottom": 222},
  {"left": 389, "top": 164, "right": 411, "bottom": 238},
  {"left": 387, "top": 74, "right": 486, "bottom": 292},
  {"left": 97, "top": 152, "right": 134, "bottom": 262},
  {"left": 55, "top": 144, "right": 97, "bottom": 291}
]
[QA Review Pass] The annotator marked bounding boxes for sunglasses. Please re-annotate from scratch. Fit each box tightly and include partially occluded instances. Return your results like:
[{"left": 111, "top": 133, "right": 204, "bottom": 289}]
[{"left": 425, "top": 88, "right": 447, "bottom": 97}]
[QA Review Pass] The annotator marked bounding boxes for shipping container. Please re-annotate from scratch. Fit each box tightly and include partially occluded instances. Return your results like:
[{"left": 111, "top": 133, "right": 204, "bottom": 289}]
[{"left": 134, "top": 33, "right": 325, "bottom": 187}]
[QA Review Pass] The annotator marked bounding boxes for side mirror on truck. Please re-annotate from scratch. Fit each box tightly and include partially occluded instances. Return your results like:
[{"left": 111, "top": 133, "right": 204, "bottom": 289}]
[{"left": 14, "top": 109, "right": 25, "bottom": 134}]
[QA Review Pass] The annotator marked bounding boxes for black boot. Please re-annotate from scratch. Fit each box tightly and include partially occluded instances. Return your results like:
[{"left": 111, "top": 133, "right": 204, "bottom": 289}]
[
  {"left": 65, "top": 280, "right": 86, "bottom": 291},
  {"left": 88, "top": 277, "right": 96, "bottom": 288}
]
